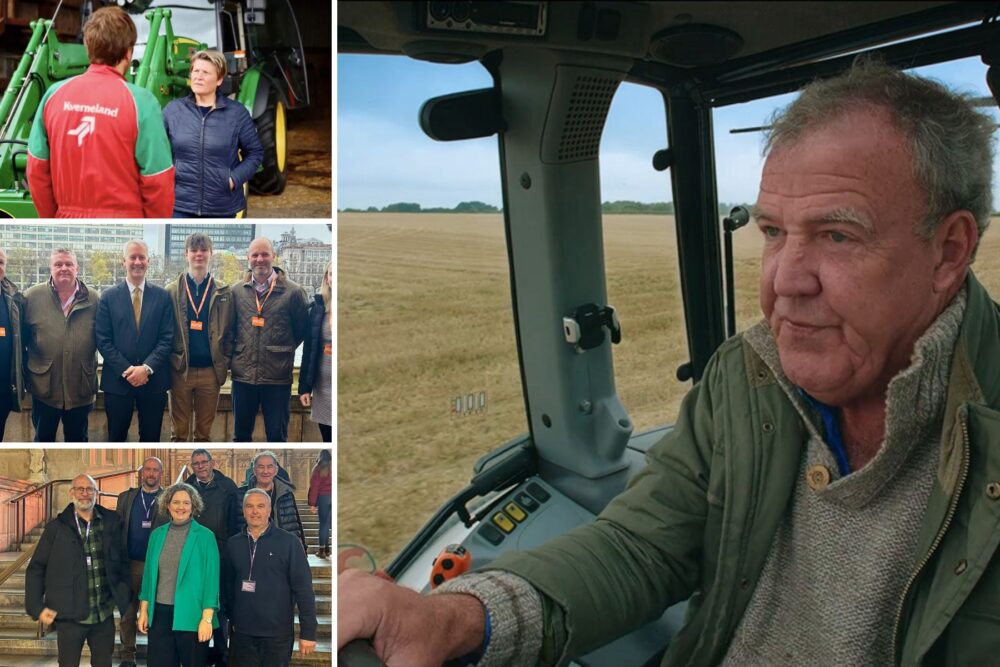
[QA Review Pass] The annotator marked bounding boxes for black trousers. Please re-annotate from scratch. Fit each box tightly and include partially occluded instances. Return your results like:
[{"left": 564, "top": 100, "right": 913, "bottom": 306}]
[
  {"left": 56, "top": 616, "right": 114, "bottom": 667},
  {"left": 208, "top": 607, "right": 229, "bottom": 665},
  {"left": 229, "top": 630, "right": 293, "bottom": 667},
  {"left": 148, "top": 603, "right": 208, "bottom": 667},
  {"left": 105, "top": 390, "right": 168, "bottom": 442},
  {"left": 232, "top": 382, "right": 291, "bottom": 442},
  {"left": 318, "top": 422, "right": 331, "bottom": 442},
  {"left": 32, "top": 397, "right": 91, "bottom": 442}
]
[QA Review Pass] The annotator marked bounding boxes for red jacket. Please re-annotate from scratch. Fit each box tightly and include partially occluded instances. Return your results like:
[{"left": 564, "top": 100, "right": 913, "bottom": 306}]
[
  {"left": 308, "top": 467, "right": 331, "bottom": 506},
  {"left": 26, "top": 64, "right": 174, "bottom": 218}
]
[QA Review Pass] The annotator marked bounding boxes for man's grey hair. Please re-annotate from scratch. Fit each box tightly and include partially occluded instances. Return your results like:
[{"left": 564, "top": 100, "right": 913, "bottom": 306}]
[
  {"left": 243, "top": 487, "right": 273, "bottom": 507},
  {"left": 191, "top": 448, "right": 212, "bottom": 461},
  {"left": 157, "top": 482, "right": 204, "bottom": 519},
  {"left": 69, "top": 474, "right": 97, "bottom": 494},
  {"left": 50, "top": 247, "right": 78, "bottom": 264},
  {"left": 253, "top": 450, "right": 279, "bottom": 468},
  {"left": 123, "top": 239, "right": 149, "bottom": 258},
  {"left": 765, "top": 58, "right": 995, "bottom": 254}
]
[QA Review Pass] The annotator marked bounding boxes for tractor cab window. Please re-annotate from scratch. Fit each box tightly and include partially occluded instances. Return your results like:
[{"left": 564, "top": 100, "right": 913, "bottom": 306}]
[
  {"left": 338, "top": 55, "right": 525, "bottom": 565},
  {"left": 131, "top": 0, "right": 220, "bottom": 61},
  {"left": 599, "top": 82, "right": 693, "bottom": 431}
]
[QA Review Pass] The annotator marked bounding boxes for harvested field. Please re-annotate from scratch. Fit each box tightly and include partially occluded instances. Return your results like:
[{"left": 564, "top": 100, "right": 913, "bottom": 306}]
[{"left": 338, "top": 213, "right": 1000, "bottom": 566}]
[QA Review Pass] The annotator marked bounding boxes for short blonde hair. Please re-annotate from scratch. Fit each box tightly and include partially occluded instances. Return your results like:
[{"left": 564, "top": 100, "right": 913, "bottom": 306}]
[{"left": 190, "top": 49, "right": 227, "bottom": 79}]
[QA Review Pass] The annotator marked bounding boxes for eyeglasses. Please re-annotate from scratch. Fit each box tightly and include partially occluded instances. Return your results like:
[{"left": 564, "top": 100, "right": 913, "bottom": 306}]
[
  {"left": 71, "top": 487, "right": 96, "bottom": 495},
  {"left": 191, "top": 460, "right": 211, "bottom": 467}
]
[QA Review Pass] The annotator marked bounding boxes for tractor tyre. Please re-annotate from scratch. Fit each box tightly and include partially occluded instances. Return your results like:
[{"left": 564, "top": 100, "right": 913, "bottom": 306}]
[{"left": 250, "top": 87, "right": 288, "bottom": 195}]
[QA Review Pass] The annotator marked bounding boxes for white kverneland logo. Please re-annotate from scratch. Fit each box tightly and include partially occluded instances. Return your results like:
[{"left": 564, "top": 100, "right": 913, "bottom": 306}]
[{"left": 67, "top": 116, "right": 95, "bottom": 146}]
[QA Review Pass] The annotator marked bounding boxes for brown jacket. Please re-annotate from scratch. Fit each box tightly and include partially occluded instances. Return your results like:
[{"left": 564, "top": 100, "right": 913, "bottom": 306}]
[
  {"left": 22, "top": 279, "right": 98, "bottom": 410},
  {"left": 1, "top": 278, "right": 25, "bottom": 411},
  {"left": 230, "top": 267, "right": 309, "bottom": 385},
  {"left": 166, "top": 272, "right": 235, "bottom": 386}
]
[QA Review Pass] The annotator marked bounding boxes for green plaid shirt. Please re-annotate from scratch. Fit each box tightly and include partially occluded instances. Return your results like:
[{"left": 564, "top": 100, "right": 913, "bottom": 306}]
[{"left": 75, "top": 511, "right": 114, "bottom": 624}]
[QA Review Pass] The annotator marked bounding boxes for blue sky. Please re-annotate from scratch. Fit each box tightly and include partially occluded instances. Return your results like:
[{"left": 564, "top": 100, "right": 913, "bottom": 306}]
[{"left": 338, "top": 54, "right": 1000, "bottom": 210}]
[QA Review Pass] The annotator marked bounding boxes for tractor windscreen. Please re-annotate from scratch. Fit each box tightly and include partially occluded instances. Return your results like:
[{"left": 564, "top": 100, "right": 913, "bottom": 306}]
[{"left": 131, "top": 0, "right": 220, "bottom": 62}]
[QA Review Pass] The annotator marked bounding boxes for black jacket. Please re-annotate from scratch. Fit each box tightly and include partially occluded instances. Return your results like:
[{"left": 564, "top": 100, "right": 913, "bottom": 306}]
[
  {"left": 184, "top": 469, "right": 239, "bottom": 549},
  {"left": 233, "top": 476, "right": 305, "bottom": 548},
  {"left": 222, "top": 524, "right": 316, "bottom": 640},
  {"left": 298, "top": 294, "right": 328, "bottom": 395},
  {"left": 1, "top": 278, "right": 24, "bottom": 411},
  {"left": 25, "top": 504, "right": 131, "bottom": 621},
  {"left": 115, "top": 486, "right": 168, "bottom": 556}
]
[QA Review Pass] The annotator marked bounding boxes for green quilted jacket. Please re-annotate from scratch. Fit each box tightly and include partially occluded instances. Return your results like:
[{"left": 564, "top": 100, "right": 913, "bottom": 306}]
[{"left": 491, "top": 272, "right": 1000, "bottom": 666}]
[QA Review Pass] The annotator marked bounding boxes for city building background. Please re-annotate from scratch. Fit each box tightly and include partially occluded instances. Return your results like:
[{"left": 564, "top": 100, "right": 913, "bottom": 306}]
[{"left": 1, "top": 223, "right": 332, "bottom": 294}]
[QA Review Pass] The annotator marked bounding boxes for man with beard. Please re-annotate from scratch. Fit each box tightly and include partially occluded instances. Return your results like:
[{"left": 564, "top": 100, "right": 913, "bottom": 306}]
[
  {"left": 26, "top": 474, "right": 130, "bottom": 667},
  {"left": 115, "top": 457, "right": 167, "bottom": 667},
  {"left": 0, "top": 247, "right": 25, "bottom": 440},
  {"left": 22, "top": 248, "right": 99, "bottom": 441},
  {"left": 234, "top": 451, "right": 305, "bottom": 549},
  {"left": 230, "top": 237, "right": 309, "bottom": 442}
]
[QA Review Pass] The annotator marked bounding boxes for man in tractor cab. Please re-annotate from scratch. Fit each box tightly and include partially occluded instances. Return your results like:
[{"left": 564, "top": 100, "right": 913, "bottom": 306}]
[
  {"left": 26, "top": 5, "right": 174, "bottom": 218},
  {"left": 339, "top": 61, "right": 1000, "bottom": 665}
]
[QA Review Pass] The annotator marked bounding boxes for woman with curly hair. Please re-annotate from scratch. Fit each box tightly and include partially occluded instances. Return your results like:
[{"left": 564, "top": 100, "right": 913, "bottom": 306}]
[{"left": 137, "top": 483, "right": 219, "bottom": 667}]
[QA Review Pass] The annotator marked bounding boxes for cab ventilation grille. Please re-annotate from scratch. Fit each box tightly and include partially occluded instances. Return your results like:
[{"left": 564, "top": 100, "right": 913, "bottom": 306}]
[{"left": 543, "top": 69, "right": 622, "bottom": 164}]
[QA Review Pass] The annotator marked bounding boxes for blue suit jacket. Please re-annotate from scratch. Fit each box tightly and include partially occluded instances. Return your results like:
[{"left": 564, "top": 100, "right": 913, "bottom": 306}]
[{"left": 95, "top": 281, "right": 174, "bottom": 395}]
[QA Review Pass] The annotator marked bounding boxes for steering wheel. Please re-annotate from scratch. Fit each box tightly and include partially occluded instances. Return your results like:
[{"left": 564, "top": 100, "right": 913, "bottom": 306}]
[{"left": 338, "top": 639, "right": 386, "bottom": 667}]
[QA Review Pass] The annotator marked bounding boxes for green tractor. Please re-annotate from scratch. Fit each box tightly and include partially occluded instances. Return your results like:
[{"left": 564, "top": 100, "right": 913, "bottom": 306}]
[{"left": 0, "top": 0, "right": 309, "bottom": 217}]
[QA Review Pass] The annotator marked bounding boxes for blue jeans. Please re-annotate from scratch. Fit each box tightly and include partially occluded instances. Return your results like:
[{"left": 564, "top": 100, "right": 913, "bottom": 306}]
[
  {"left": 232, "top": 382, "right": 291, "bottom": 442},
  {"left": 317, "top": 494, "right": 331, "bottom": 548}
]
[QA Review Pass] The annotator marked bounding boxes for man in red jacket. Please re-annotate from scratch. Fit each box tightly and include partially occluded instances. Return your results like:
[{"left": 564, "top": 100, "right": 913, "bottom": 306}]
[{"left": 26, "top": 6, "right": 174, "bottom": 218}]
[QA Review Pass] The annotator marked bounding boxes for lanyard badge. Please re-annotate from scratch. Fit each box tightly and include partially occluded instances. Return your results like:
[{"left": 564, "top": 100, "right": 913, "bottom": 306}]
[
  {"left": 252, "top": 278, "right": 276, "bottom": 328},
  {"left": 185, "top": 276, "right": 213, "bottom": 331}
]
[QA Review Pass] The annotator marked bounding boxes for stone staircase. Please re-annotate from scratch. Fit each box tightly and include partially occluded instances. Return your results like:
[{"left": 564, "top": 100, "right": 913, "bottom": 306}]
[{"left": 0, "top": 501, "right": 333, "bottom": 666}]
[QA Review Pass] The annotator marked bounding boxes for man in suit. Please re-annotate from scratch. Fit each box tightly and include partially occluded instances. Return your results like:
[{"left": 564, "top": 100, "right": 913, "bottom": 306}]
[
  {"left": 0, "top": 247, "right": 25, "bottom": 441},
  {"left": 95, "top": 239, "right": 174, "bottom": 441}
]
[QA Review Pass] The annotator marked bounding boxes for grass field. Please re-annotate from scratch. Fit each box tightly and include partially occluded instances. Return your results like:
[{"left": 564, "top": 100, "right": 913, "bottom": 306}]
[{"left": 338, "top": 212, "right": 1000, "bottom": 567}]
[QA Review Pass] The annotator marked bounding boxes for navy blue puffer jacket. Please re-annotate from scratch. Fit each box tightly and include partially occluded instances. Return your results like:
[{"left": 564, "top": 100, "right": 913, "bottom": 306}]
[{"left": 163, "top": 92, "right": 264, "bottom": 216}]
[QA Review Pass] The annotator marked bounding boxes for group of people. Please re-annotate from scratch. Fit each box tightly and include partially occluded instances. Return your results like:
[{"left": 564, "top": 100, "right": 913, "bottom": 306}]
[
  {"left": 26, "top": 449, "right": 331, "bottom": 667},
  {"left": 0, "top": 231, "right": 333, "bottom": 443},
  {"left": 26, "top": 5, "right": 263, "bottom": 218}
]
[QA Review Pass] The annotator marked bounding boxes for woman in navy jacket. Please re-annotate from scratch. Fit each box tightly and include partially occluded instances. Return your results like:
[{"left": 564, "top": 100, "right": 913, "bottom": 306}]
[
  {"left": 163, "top": 50, "right": 263, "bottom": 217},
  {"left": 298, "top": 261, "right": 332, "bottom": 442}
]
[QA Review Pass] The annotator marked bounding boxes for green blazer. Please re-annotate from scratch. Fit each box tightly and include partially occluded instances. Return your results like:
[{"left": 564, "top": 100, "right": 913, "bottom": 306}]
[{"left": 139, "top": 519, "right": 220, "bottom": 631}]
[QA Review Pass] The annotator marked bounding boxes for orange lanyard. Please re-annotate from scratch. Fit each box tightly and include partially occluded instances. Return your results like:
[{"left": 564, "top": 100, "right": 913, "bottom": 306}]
[
  {"left": 254, "top": 276, "right": 277, "bottom": 315},
  {"left": 184, "top": 276, "right": 213, "bottom": 320}
]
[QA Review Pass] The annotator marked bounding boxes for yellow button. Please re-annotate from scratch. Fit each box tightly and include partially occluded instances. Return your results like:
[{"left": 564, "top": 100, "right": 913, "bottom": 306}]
[
  {"left": 492, "top": 512, "right": 516, "bottom": 533},
  {"left": 806, "top": 464, "right": 831, "bottom": 491},
  {"left": 504, "top": 503, "right": 527, "bottom": 522}
]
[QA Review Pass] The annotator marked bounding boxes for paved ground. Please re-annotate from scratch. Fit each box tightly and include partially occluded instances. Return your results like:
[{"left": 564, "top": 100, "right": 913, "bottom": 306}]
[{"left": 248, "top": 114, "right": 332, "bottom": 219}]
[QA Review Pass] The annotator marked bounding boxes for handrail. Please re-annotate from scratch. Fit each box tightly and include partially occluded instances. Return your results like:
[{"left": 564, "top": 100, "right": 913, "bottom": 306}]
[
  {"left": 0, "top": 542, "right": 33, "bottom": 588},
  {"left": 7, "top": 468, "right": 136, "bottom": 550}
]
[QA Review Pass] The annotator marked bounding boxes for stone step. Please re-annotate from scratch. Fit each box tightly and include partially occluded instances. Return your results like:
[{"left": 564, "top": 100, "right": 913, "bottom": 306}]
[
  {"left": 0, "top": 609, "right": 332, "bottom": 638},
  {"left": 0, "top": 591, "right": 333, "bottom": 616},
  {"left": 0, "top": 633, "right": 331, "bottom": 664}
]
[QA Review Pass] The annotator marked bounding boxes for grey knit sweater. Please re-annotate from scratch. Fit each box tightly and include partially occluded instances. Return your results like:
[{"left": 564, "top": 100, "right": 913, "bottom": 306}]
[
  {"left": 441, "top": 289, "right": 966, "bottom": 667},
  {"left": 721, "top": 288, "right": 965, "bottom": 666},
  {"left": 155, "top": 519, "right": 192, "bottom": 605}
]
